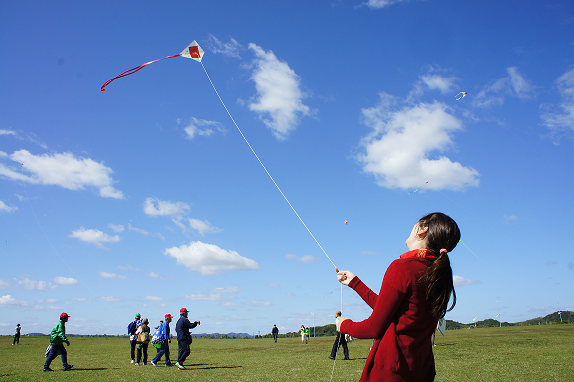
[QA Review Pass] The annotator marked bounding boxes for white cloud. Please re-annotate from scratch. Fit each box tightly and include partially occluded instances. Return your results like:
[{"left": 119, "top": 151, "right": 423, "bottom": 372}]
[
  {"left": 453, "top": 275, "right": 480, "bottom": 286},
  {"left": 502, "top": 214, "right": 518, "bottom": 224},
  {"left": 243, "top": 301, "right": 272, "bottom": 307},
  {"left": 143, "top": 197, "right": 190, "bottom": 217},
  {"left": 184, "top": 292, "right": 224, "bottom": 301},
  {"left": 16, "top": 277, "right": 57, "bottom": 291},
  {"left": 357, "top": 93, "right": 480, "bottom": 190},
  {"left": 187, "top": 218, "right": 223, "bottom": 236},
  {"left": 100, "top": 296, "right": 123, "bottom": 302},
  {"left": 70, "top": 297, "right": 90, "bottom": 302},
  {"left": 99, "top": 272, "right": 128, "bottom": 280},
  {"left": 0, "top": 294, "right": 28, "bottom": 306},
  {"left": 164, "top": 241, "right": 259, "bottom": 275},
  {"left": 473, "top": 67, "right": 535, "bottom": 108},
  {"left": 0, "top": 150, "right": 124, "bottom": 199},
  {"left": 68, "top": 227, "right": 120, "bottom": 249},
  {"left": 0, "top": 279, "right": 9, "bottom": 289},
  {"left": 285, "top": 253, "right": 316, "bottom": 264},
  {"left": 145, "top": 271, "right": 168, "bottom": 280},
  {"left": 145, "top": 296, "right": 165, "bottom": 301},
  {"left": 208, "top": 286, "right": 243, "bottom": 294},
  {"left": 541, "top": 69, "right": 574, "bottom": 143},
  {"left": 108, "top": 224, "right": 124, "bottom": 233},
  {"left": 420, "top": 74, "right": 458, "bottom": 94},
  {"left": 362, "top": 0, "right": 406, "bottom": 8},
  {"left": 128, "top": 223, "right": 165, "bottom": 240},
  {"left": 182, "top": 117, "right": 225, "bottom": 140},
  {"left": 220, "top": 301, "right": 240, "bottom": 307},
  {"left": 0, "top": 129, "right": 17, "bottom": 136},
  {"left": 247, "top": 43, "right": 311, "bottom": 140},
  {"left": 206, "top": 34, "right": 242, "bottom": 58},
  {"left": 51, "top": 277, "right": 79, "bottom": 285},
  {"left": 0, "top": 200, "right": 17, "bottom": 213}
]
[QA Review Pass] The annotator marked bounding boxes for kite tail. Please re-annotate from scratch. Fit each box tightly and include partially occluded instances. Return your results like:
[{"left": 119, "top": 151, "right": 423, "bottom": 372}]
[{"left": 100, "top": 54, "right": 181, "bottom": 91}]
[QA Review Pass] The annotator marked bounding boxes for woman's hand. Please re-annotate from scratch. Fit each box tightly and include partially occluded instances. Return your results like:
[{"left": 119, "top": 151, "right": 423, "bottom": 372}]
[
  {"left": 336, "top": 268, "right": 356, "bottom": 286},
  {"left": 335, "top": 316, "right": 349, "bottom": 332}
]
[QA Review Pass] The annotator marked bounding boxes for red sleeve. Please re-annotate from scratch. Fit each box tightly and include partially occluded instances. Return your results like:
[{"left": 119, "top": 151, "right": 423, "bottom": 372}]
[
  {"left": 348, "top": 276, "right": 378, "bottom": 309},
  {"left": 341, "top": 260, "right": 408, "bottom": 339}
]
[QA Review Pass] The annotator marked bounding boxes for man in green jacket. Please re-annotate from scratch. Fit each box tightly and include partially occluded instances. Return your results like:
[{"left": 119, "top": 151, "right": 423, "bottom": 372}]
[{"left": 43, "top": 312, "right": 73, "bottom": 372}]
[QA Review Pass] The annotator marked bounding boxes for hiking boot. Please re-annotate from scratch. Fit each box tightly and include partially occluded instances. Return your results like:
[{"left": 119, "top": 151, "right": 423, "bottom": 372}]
[
  {"left": 43, "top": 368, "right": 53, "bottom": 372},
  {"left": 64, "top": 365, "right": 73, "bottom": 371}
]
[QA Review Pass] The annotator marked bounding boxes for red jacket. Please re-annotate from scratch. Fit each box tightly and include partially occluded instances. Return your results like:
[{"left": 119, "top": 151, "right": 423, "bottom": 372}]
[{"left": 340, "top": 250, "right": 438, "bottom": 382}]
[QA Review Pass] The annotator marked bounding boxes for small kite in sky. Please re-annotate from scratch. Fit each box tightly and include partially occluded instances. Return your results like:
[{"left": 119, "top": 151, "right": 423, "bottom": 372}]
[
  {"left": 17, "top": 163, "right": 23, "bottom": 173},
  {"left": 101, "top": 41, "right": 204, "bottom": 91},
  {"left": 455, "top": 92, "right": 467, "bottom": 100},
  {"left": 344, "top": 220, "right": 348, "bottom": 225},
  {"left": 321, "top": 291, "right": 334, "bottom": 298},
  {"left": 409, "top": 182, "right": 429, "bottom": 194}
]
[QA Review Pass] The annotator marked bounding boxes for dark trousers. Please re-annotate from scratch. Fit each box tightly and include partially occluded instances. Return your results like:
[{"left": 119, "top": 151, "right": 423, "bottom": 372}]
[
  {"left": 44, "top": 344, "right": 69, "bottom": 369},
  {"left": 177, "top": 339, "right": 191, "bottom": 364},
  {"left": 330, "top": 333, "right": 349, "bottom": 359},
  {"left": 153, "top": 342, "right": 171, "bottom": 365},
  {"left": 13, "top": 334, "right": 20, "bottom": 345},
  {"left": 136, "top": 343, "right": 148, "bottom": 364},
  {"left": 273, "top": 333, "right": 278, "bottom": 342},
  {"left": 130, "top": 341, "right": 137, "bottom": 360}
]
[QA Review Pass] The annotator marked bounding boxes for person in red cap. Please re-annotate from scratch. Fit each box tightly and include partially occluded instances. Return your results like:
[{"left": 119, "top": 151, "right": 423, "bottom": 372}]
[
  {"left": 151, "top": 314, "right": 173, "bottom": 367},
  {"left": 43, "top": 313, "right": 73, "bottom": 372},
  {"left": 175, "top": 308, "right": 200, "bottom": 370}
]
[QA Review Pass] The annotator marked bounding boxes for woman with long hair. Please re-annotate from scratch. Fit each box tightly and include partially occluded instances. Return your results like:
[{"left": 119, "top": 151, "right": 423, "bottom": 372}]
[{"left": 336, "top": 212, "right": 460, "bottom": 382}]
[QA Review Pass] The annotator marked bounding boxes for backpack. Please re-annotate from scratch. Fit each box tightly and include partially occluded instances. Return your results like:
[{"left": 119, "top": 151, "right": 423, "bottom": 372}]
[
  {"left": 139, "top": 331, "right": 150, "bottom": 344},
  {"left": 151, "top": 324, "right": 164, "bottom": 346},
  {"left": 127, "top": 320, "right": 137, "bottom": 335}
]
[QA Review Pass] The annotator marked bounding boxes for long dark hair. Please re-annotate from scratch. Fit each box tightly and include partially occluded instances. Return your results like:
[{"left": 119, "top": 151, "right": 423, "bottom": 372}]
[{"left": 418, "top": 212, "right": 460, "bottom": 319}]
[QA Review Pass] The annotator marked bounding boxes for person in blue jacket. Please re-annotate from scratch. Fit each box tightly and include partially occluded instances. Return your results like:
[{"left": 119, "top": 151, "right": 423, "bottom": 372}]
[
  {"left": 175, "top": 308, "right": 200, "bottom": 370},
  {"left": 151, "top": 314, "right": 173, "bottom": 367}
]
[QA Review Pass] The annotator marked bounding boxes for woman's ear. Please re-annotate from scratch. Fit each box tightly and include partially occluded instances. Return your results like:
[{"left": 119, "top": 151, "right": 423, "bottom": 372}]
[{"left": 417, "top": 225, "right": 429, "bottom": 238}]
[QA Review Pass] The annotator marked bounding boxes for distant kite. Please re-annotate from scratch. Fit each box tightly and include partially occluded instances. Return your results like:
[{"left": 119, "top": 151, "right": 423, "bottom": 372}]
[
  {"left": 455, "top": 92, "right": 467, "bottom": 100},
  {"left": 101, "top": 41, "right": 204, "bottom": 91},
  {"left": 409, "top": 182, "right": 429, "bottom": 194},
  {"left": 344, "top": 220, "right": 348, "bottom": 225}
]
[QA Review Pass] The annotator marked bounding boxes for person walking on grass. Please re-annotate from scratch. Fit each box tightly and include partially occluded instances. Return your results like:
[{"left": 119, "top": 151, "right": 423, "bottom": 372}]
[
  {"left": 272, "top": 324, "right": 279, "bottom": 343},
  {"left": 128, "top": 313, "right": 142, "bottom": 363},
  {"left": 329, "top": 311, "right": 349, "bottom": 360},
  {"left": 43, "top": 313, "right": 73, "bottom": 372},
  {"left": 134, "top": 318, "right": 151, "bottom": 365},
  {"left": 175, "top": 308, "right": 200, "bottom": 370},
  {"left": 151, "top": 314, "right": 173, "bottom": 367},
  {"left": 13, "top": 324, "right": 21, "bottom": 345},
  {"left": 299, "top": 325, "right": 309, "bottom": 344}
]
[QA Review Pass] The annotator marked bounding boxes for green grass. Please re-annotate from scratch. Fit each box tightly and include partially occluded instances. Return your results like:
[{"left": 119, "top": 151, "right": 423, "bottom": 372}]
[{"left": 1, "top": 325, "right": 573, "bottom": 381}]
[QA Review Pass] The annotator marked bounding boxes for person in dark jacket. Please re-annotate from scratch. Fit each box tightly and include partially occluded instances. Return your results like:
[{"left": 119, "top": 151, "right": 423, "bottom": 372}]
[
  {"left": 13, "top": 324, "right": 21, "bottom": 345},
  {"left": 272, "top": 325, "right": 279, "bottom": 342},
  {"left": 329, "top": 311, "right": 349, "bottom": 360},
  {"left": 175, "top": 308, "right": 200, "bottom": 370}
]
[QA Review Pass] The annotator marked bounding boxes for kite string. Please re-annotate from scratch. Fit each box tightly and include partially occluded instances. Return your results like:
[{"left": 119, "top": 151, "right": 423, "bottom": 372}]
[
  {"left": 23, "top": 186, "right": 127, "bottom": 323},
  {"left": 199, "top": 62, "right": 337, "bottom": 269}
]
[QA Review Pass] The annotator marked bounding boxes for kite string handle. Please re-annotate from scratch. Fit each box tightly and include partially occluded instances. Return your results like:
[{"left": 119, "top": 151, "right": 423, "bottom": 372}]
[{"left": 101, "top": 54, "right": 181, "bottom": 91}]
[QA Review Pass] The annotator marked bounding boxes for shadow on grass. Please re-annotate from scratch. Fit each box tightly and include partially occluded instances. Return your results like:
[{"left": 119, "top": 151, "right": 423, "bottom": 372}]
[{"left": 187, "top": 363, "right": 243, "bottom": 370}]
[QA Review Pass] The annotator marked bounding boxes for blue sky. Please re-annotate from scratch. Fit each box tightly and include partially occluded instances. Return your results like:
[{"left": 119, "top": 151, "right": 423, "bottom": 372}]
[{"left": 1, "top": 0, "right": 573, "bottom": 336}]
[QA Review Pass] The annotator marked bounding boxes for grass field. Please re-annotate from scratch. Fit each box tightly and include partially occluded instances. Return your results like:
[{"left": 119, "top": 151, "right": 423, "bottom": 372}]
[{"left": 1, "top": 325, "right": 573, "bottom": 381}]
